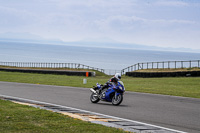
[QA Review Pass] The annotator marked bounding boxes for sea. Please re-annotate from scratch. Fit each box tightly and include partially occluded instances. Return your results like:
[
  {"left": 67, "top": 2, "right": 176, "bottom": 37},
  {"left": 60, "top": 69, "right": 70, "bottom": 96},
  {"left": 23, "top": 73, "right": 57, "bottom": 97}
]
[{"left": 0, "top": 41, "right": 200, "bottom": 75}]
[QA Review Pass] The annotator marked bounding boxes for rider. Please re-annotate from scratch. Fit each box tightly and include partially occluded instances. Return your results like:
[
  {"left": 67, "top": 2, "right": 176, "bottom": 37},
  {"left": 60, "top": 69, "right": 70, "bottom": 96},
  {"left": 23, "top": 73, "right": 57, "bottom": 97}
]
[{"left": 97, "top": 73, "right": 121, "bottom": 94}]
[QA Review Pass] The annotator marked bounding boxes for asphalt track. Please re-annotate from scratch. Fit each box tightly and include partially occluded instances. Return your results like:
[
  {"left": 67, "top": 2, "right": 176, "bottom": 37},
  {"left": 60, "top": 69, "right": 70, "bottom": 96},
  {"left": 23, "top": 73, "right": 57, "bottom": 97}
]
[{"left": 0, "top": 81, "right": 199, "bottom": 133}]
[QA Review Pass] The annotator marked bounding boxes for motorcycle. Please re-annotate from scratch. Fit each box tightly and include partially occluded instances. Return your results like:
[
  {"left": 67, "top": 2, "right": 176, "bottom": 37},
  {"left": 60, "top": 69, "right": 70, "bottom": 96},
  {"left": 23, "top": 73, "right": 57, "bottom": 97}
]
[{"left": 90, "top": 81, "right": 125, "bottom": 106}]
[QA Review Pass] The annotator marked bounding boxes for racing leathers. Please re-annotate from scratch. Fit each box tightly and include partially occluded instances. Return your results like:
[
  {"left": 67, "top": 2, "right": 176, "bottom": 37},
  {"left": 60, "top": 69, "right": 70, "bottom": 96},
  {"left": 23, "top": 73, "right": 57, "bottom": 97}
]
[{"left": 98, "top": 76, "right": 119, "bottom": 94}]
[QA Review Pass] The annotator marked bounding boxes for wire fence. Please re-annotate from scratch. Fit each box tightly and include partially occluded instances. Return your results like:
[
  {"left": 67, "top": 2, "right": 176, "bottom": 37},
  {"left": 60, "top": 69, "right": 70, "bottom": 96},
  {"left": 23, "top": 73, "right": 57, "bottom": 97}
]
[
  {"left": 0, "top": 62, "right": 105, "bottom": 73},
  {"left": 121, "top": 60, "right": 200, "bottom": 75},
  {"left": 1, "top": 60, "right": 200, "bottom": 76},
  {"left": 104, "top": 69, "right": 121, "bottom": 76}
]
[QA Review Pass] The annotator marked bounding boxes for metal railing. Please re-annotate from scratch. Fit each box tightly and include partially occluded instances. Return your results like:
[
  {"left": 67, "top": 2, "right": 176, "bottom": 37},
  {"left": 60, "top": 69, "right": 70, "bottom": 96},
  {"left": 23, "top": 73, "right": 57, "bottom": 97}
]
[
  {"left": 1, "top": 60, "right": 200, "bottom": 76},
  {"left": 121, "top": 60, "right": 200, "bottom": 75},
  {"left": 0, "top": 62, "right": 105, "bottom": 73},
  {"left": 104, "top": 69, "right": 121, "bottom": 76}
]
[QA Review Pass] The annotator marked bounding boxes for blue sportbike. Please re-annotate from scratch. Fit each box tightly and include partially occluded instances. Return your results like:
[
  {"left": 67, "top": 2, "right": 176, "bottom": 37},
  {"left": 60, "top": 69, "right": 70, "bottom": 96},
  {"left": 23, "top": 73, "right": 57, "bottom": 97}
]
[{"left": 90, "top": 81, "right": 125, "bottom": 106}]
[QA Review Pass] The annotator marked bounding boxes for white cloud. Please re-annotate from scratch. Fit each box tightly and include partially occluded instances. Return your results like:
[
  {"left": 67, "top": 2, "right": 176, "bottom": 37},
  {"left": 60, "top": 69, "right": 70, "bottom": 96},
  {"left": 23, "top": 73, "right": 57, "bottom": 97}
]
[
  {"left": 0, "top": 5, "right": 38, "bottom": 27},
  {"left": 0, "top": 0, "right": 200, "bottom": 49},
  {"left": 94, "top": 15, "right": 198, "bottom": 33},
  {"left": 154, "top": 0, "right": 189, "bottom": 6}
]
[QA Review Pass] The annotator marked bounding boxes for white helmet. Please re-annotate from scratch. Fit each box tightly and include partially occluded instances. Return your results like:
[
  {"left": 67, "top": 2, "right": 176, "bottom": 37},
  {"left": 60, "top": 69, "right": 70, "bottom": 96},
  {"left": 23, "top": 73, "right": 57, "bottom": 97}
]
[{"left": 115, "top": 73, "right": 121, "bottom": 80}]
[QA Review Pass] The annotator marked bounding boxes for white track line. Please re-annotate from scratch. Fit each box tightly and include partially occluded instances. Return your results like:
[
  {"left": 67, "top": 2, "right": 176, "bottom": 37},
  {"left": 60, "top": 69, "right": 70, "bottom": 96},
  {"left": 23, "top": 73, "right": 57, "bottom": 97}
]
[{"left": 0, "top": 94, "right": 187, "bottom": 133}]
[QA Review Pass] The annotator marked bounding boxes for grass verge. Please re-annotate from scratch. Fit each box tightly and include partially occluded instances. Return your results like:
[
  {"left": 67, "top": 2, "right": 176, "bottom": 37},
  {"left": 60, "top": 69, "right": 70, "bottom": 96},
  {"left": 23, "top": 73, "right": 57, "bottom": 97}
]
[
  {"left": 0, "top": 65, "right": 106, "bottom": 76},
  {"left": 0, "top": 99, "right": 126, "bottom": 133},
  {"left": 0, "top": 71, "right": 200, "bottom": 98}
]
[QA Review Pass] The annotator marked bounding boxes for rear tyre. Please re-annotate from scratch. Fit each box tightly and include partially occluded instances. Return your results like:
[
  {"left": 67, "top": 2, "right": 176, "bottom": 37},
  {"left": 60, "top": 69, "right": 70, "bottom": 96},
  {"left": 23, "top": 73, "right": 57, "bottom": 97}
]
[
  {"left": 112, "top": 94, "right": 123, "bottom": 106},
  {"left": 90, "top": 92, "right": 100, "bottom": 103}
]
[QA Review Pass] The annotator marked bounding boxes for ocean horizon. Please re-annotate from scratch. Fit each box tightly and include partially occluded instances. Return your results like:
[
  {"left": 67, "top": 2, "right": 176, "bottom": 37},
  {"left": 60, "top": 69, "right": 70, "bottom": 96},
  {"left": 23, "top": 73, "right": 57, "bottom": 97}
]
[{"left": 1, "top": 41, "right": 200, "bottom": 74}]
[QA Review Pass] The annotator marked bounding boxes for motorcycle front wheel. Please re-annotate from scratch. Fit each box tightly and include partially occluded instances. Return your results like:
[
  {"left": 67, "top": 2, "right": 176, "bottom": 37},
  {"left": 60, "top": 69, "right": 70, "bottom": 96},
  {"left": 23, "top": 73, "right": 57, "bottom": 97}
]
[
  {"left": 112, "top": 94, "right": 123, "bottom": 106},
  {"left": 90, "top": 92, "right": 100, "bottom": 103}
]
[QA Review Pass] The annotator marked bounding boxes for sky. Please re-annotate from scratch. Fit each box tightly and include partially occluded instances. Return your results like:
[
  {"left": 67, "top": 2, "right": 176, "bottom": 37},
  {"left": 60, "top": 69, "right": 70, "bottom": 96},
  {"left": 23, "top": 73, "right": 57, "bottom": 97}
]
[{"left": 0, "top": 0, "right": 200, "bottom": 49}]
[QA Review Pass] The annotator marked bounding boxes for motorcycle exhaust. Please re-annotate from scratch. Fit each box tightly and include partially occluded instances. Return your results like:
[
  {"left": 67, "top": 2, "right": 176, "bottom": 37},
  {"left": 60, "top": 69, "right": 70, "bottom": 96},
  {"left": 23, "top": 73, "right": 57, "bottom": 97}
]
[{"left": 90, "top": 88, "right": 97, "bottom": 94}]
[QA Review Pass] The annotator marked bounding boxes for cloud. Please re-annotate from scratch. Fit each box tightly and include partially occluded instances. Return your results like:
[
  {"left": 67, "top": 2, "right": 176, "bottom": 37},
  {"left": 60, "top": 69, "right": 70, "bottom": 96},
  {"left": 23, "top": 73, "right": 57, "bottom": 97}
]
[
  {"left": 0, "top": 0, "right": 200, "bottom": 49},
  {"left": 0, "top": 5, "right": 38, "bottom": 27},
  {"left": 154, "top": 0, "right": 189, "bottom": 6},
  {"left": 95, "top": 15, "right": 198, "bottom": 33}
]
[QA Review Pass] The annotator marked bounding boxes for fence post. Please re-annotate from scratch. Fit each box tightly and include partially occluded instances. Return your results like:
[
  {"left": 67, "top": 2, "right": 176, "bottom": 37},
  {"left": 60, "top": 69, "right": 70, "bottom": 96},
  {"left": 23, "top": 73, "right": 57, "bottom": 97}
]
[
  {"left": 175, "top": 61, "right": 176, "bottom": 69},
  {"left": 163, "top": 62, "right": 164, "bottom": 69},
  {"left": 157, "top": 62, "right": 159, "bottom": 69},
  {"left": 190, "top": 60, "right": 191, "bottom": 68},
  {"left": 168, "top": 61, "right": 170, "bottom": 69},
  {"left": 147, "top": 63, "right": 148, "bottom": 69},
  {"left": 181, "top": 61, "right": 183, "bottom": 68}
]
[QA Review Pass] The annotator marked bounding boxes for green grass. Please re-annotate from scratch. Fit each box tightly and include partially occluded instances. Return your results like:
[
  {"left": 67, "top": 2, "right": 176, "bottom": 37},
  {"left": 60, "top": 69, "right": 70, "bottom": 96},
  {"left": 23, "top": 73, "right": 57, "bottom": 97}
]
[
  {"left": 123, "top": 76, "right": 200, "bottom": 98},
  {"left": 0, "top": 65, "right": 107, "bottom": 76},
  {"left": 0, "top": 71, "right": 200, "bottom": 98},
  {"left": 0, "top": 71, "right": 108, "bottom": 87},
  {"left": 0, "top": 99, "right": 126, "bottom": 133}
]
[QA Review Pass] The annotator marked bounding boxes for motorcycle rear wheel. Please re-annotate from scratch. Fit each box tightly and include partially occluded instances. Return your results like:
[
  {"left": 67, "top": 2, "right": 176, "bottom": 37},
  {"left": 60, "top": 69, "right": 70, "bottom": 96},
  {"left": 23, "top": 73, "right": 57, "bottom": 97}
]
[
  {"left": 90, "top": 92, "right": 100, "bottom": 103},
  {"left": 112, "top": 94, "right": 123, "bottom": 106}
]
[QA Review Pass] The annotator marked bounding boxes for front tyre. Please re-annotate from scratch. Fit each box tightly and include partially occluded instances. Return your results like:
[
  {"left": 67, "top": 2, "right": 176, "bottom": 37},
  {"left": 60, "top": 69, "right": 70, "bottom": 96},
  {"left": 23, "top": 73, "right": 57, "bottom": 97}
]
[
  {"left": 90, "top": 93, "right": 100, "bottom": 103},
  {"left": 112, "top": 94, "right": 123, "bottom": 106}
]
